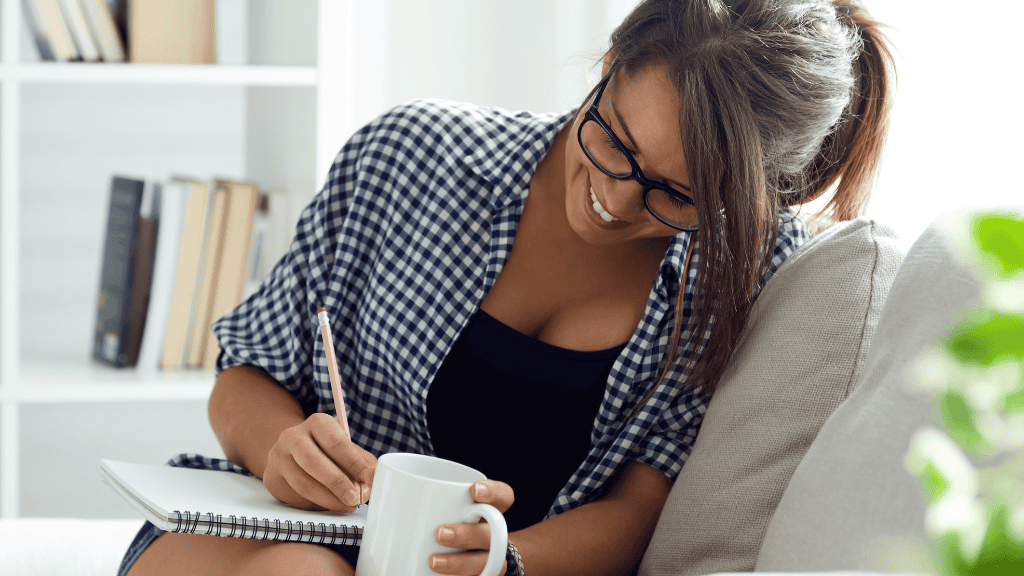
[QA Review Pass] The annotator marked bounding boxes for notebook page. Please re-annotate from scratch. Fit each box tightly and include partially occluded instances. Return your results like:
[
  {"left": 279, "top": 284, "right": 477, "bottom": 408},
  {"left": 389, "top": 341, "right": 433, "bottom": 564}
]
[{"left": 100, "top": 459, "right": 366, "bottom": 528}]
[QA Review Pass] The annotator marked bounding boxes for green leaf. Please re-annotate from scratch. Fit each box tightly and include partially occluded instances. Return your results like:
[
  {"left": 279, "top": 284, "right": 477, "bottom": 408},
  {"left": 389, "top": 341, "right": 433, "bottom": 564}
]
[
  {"left": 939, "top": 390, "right": 989, "bottom": 454},
  {"left": 972, "top": 215, "right": 1024, "bottom": 279},
  {"left": 936, "top": 531, "right": 974, "bottom": 576},
  {"left": 944, "top": 311, "right": 1024, "bottom": 365},
  {"left": 963, "top": 499, "right": 1024, "bottom": 576},
  {"left": 917, "top": 461, "right": 952, "bottom": 502},
  {"left": 1004, "top": 386, "right": 1024, "bottom": 413}
]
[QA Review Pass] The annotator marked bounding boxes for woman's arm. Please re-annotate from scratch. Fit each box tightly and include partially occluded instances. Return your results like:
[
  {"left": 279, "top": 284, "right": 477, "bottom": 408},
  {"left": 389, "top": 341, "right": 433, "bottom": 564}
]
[
  {"left": 208, "top": 365, "right": 376, "bottom": 512},
  {"left": 208, "top": 365, "right": 306, "bottom": 478},
  {"left": 431, "top": 460, "right": 671, "bottom": 576}
]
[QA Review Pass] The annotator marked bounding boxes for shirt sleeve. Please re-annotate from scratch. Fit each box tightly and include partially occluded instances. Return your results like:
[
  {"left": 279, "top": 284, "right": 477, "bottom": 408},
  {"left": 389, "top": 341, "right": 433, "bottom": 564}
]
[{"left": 633, "top": 210, "right": 813, "bottom": 480}]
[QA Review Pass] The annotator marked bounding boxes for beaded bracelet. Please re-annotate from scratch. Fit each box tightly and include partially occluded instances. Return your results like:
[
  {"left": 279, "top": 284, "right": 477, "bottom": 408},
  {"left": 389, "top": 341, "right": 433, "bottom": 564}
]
[{"left": 505, "top": 541, "right": 526, "bottom": 576}]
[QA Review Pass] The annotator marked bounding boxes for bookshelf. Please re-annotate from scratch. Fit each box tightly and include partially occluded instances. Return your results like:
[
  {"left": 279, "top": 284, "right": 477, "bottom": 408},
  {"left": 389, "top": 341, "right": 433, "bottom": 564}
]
[{"left": 0, "top": 0, "right": 388, "bottom": 519}]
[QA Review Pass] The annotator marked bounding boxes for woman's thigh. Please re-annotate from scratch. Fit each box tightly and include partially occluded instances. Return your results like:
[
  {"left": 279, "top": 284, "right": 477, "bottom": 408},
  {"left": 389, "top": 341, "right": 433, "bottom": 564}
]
[{"left": 126, "top": 531, "right": 355, "bottom": 576}]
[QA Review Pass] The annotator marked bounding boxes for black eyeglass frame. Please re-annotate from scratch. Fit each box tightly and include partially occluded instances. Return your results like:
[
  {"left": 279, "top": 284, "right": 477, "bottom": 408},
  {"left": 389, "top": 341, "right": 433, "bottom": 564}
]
[{"left": 577, "top": 78, "right": 698, "bottom": 231}]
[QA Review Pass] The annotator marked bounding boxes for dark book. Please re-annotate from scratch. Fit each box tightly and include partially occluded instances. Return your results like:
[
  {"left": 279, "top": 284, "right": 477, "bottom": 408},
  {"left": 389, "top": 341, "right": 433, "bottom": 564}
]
[
  {"left": 93, "top": 176, "right": 160, "bottom": 368},
  {"left": 121, "top": 206, "right": 158, "bottom": 366}
]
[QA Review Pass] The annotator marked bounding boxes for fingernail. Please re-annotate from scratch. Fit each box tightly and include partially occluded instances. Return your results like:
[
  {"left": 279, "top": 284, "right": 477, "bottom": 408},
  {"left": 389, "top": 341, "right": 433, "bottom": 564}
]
[
  {"left": 361, "top": 485, "right": 371, "bottom": 501},
  {"left": 346, "top": 489, "right": 359, "bottom": 506},
  {"left": 431, "top": 556, "right": 447, "bottom": 569},
  {"left": 436, "top": 526, "right": 454, "bottom": 542},
  {"left": 474, "top": 481, "right": 488, "bottom": 498}
]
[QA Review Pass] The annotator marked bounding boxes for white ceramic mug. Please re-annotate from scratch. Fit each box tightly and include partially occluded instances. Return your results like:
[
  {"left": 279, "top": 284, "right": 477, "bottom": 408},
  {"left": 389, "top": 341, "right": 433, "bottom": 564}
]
[{"left": 354, "top": 453, "right": 508, "bottom": 576}]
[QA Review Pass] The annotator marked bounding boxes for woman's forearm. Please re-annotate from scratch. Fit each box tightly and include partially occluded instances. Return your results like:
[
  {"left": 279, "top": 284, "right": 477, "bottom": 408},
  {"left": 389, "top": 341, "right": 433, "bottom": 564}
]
[
  {"left": 510, "top": 461, "right": 671, "bottom": 576},
  {"left": 208, "top": 365, "right": 307, "bottom": 479}
]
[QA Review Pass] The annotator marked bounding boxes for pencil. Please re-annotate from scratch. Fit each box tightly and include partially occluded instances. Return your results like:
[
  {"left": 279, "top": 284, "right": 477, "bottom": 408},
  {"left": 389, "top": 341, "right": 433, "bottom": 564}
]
[{"left": 317, "top": 307, "right": 352, "bottom": 440}]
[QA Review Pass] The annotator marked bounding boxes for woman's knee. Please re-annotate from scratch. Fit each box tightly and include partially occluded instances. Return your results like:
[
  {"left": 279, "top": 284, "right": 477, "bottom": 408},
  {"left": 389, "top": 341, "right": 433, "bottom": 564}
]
[{"left": 251, "top": 542, "right": 355, "bottom": 576}]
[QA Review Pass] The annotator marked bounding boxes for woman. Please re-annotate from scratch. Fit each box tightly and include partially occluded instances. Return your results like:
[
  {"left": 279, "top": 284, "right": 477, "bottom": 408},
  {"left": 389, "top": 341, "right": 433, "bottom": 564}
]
[{"left": 121, "top": 0, "right": 894, "bottom": 575}]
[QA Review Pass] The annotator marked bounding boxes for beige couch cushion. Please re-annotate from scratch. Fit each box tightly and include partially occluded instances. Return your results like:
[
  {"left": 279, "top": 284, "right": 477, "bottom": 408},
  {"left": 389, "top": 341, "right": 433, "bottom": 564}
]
[
  {"left": 753, "top": 215, "right": 983, "bottom": 571},
  {"left": 639, "top": 217, "right": 904, "bottom": 576}
]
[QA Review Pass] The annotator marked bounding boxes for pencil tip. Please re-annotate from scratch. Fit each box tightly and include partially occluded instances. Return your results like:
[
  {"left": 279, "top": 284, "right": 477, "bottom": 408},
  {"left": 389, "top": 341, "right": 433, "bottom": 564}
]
[{"left": 317, "top": 307, "right": 326, "bottom": 313}]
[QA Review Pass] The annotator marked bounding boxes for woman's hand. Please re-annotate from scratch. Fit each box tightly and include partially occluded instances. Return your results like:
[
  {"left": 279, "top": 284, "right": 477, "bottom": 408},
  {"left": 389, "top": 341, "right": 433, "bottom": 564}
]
[
  {"left": 263, "top": 412, "right": 377, "bottom": 512},
  {"left": 429, "top": 479, "right": 515, "bottom": 575}
]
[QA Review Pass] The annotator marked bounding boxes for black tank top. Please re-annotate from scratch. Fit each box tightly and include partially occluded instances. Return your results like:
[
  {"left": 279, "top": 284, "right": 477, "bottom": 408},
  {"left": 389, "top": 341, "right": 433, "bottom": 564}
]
[{"left": 426, "top": 307, "right": 627, "bottom": 532}]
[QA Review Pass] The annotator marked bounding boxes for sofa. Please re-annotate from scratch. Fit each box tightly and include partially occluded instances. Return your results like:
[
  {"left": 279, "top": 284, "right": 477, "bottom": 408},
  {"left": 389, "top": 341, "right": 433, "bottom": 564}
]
[{"left": 0, "top": 211, "right": 983, "bottom": 575}]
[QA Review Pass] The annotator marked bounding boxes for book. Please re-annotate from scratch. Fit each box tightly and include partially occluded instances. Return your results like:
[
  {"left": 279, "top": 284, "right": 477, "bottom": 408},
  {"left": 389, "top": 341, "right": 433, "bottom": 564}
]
[
  {"left": 24, "top": 0, "right": 80, "bottom": 61},
  {"left": 185, "top": 182, "right": 228, "bottom": 368},
  {"left": 119, "top": 181, "right": 161, "bottom": 367},
  {"left": 242, "top": 193, "right": 271, "bottom": 301},
  {"left": 136, "top": 179, "right": 190, "bottom": 372},
  {"left": 242, "top": 189, "right": 293, "bottom": 301},
  {"left": 100, "top": 459, "right": 365, "bottom": 545},
  {"left": 159, "top": 178, "right": 212, "bottom": 370},
  {"left": 128, "top": 0, "right": 216, "bottom": 64},
  {"left": 107, "top": 0, "right": 129, "bottom": 56},
  {"left": 23, "top": 0, "right": 56, "bottom": 60},
  {"left": 58, "top": 0, "right": 101, "bottom": 61},
  {"left": 81, "top": 0, "right": 126, "bottom": 62},
  {"left": 200, "top": 179, "right": 260, "bottom": 369},
  {"left": 93, "top": 176, "right": 146, "bottom": 367}
]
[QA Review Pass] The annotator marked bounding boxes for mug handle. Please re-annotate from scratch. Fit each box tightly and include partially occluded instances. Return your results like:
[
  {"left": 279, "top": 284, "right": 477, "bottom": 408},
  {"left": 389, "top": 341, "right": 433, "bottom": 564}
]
[{"left": 464, "top": 503, "right": 508, "bottom": 576}]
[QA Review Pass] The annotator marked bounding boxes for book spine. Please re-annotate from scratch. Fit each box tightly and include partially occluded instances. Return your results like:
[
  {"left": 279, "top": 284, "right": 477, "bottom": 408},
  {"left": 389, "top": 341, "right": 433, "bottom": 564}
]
[
  {"left": 185, "top": 183, "right": 228, "bottom": 368},
  {"left": 93, "top": 176, "right": 145, "bottom": 367},
  {"left": 58, "top": 0, "right": 101, "bottom": 61},
  {"left": 23, "top": 0, "right": 56, "bottom": 60},
  {"left": 169, "top": 511, "right": 362, "bottom": 546},
  {"left": 80, "top": 0, "right": 126, "bottom": 62},
  {"left": 35, "top": 0, "right": 81, "bottom": 60}
]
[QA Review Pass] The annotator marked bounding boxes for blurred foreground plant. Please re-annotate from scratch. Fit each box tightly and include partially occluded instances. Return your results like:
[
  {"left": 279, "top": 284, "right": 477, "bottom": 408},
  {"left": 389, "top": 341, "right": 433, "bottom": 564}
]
[{"left": 906, "top": 212, "right": 1024, "bottom": 576}]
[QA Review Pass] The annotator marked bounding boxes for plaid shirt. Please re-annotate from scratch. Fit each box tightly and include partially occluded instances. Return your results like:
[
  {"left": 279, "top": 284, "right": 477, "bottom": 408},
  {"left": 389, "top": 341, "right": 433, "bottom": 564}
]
[{"left": 170, "top": 99, "right": 811, "bottom": 522}]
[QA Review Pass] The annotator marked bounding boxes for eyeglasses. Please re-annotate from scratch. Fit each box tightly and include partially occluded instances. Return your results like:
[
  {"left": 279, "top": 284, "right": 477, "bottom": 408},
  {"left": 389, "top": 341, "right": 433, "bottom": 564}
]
[{"left": 577, "top": 78, "right": 698, "bottom": 231}]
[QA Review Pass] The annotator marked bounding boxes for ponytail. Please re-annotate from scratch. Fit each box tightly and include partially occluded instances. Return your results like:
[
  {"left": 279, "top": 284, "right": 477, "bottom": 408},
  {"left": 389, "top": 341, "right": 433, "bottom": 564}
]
[{"left": 797, "top": 0, "right": 897, "bottom": 225}]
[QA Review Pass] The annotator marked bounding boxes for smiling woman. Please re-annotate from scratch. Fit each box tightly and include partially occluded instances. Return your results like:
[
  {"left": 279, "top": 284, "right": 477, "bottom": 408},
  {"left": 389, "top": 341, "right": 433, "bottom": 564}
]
[
  {"left": 586, "top": 0, "right": 896, "bottom": 399},
  {"left": 576, "top": 73, "right": 699, "bottom": 230},
  {"left": 119, "top": 2, "right": 895, "bottom": 576}
]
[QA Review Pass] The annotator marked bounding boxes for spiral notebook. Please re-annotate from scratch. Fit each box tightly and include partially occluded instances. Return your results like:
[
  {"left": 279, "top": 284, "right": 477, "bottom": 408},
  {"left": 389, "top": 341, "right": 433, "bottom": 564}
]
[{"left": 100, "top": 459, "right": 366, "bottom": 545}]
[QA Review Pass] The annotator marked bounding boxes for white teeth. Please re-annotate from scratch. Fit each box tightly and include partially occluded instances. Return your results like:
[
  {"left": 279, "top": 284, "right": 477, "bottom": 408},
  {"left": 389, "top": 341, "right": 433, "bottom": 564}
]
[{"left": 589, "top": 188, "right": 620, "bottom": 222}]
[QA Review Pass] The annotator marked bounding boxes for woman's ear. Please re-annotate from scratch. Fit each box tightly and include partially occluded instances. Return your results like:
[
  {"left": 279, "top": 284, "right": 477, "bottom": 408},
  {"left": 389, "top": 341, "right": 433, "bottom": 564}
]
[{"left": 601, "top": 50, "right": 613, "bottom": 76}]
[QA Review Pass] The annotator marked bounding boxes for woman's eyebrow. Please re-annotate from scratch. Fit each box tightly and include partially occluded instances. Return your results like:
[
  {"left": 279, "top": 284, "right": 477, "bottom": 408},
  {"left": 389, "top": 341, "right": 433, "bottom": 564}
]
[
  {"left": 610, "top": 103, "right": 642, "bottom": 153},
  {"left": 608, "top": 90, "right": 693, "bottom": 193}
]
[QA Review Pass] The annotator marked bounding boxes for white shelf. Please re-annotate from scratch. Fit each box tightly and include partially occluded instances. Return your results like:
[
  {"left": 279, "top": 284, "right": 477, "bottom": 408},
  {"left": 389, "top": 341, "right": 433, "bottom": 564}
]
[
  {"left": 0, "top": 63, "right": 318, "bottom": 86},
  {"left": 8, "top": 361, "right": 215, "bottom": 403}
]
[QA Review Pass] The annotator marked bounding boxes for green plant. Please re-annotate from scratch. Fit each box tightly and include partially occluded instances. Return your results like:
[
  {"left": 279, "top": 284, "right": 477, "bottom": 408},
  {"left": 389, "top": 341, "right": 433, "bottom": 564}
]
[{"left": 905, "top": 212, "right": 1024, "bottom": 576}]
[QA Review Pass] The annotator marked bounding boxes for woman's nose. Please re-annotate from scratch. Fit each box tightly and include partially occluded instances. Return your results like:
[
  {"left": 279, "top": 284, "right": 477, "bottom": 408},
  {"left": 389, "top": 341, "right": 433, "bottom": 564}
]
[{"left": 601, "top": 178, "right": 645, "bottom": 217}]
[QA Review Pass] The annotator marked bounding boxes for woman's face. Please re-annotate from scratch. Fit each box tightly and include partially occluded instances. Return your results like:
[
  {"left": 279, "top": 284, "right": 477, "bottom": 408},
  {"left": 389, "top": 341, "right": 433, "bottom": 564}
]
[{"left": 563, "top": 65, "right": 693, "bottom": 247}]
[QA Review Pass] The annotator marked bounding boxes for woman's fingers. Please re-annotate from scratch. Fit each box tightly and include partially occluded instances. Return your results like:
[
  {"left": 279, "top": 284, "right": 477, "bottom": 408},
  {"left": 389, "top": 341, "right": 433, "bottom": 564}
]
[
  {"left": 263, "top": 413, "right": 378, "bottom": 511},
  {"left": 290, "top": 430, "right": 362, "bottom": 506},
  {"left": 307, "top": 413, "right": 376, "bottom": 499},
  {"left": 265, "top": 443, "right": 353, "bottom": 511},
  {"left": 429, "top": 550, "right": 505, "bottom": 576},
  {"left": 470, "top": 479, "right": 514, "bottom": 514},
  {"left": 434, "top": 521, "right": 494, "bottom": 552},
  {"left": 429, "top": 479, "right": 515, "bottom": 575},
  {"left": 282, "top": 450, "right": 358, "bottom": 510}
]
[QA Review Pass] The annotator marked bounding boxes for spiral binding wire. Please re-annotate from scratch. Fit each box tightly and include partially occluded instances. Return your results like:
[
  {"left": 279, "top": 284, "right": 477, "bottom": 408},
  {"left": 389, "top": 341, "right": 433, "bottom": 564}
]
[{"left": 171, "top": 511, "right": 362, "bottom": 546}]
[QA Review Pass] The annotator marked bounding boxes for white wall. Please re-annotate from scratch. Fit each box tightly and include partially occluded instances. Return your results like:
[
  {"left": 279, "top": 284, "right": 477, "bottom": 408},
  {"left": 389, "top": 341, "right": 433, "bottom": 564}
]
[
  {"left": 386, "top": 0, "right": 1023, "bottom": 247},
  {"left": 858, "top": 0, "right": 1024, "bottom": 246},
  {"left": 386, "top": 0, "right": 630, "bottom": 114}
]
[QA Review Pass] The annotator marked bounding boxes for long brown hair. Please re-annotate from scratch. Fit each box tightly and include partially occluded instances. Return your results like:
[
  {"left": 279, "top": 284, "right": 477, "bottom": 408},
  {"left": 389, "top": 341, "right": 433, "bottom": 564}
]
[{"left": 587, "top": 0, "right": 896, "bottom": 398}]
